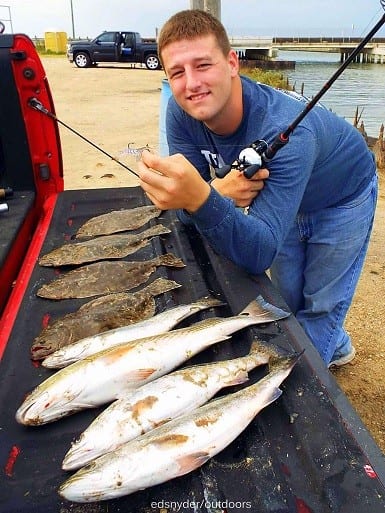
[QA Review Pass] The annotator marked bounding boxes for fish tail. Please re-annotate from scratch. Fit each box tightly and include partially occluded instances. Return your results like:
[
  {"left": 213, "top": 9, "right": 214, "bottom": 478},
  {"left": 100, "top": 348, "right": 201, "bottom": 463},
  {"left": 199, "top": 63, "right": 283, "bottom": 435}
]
[
  {"left": 155, "top": 253, "right": 185, "bottom": 268},
  {"left": 143, "top": 224, "right": 172, "bottom": 237},
  {"left": 239, "top": 295, "right": 290, "bottom": 322},
  {"left": 247, "top": 338, "right": 280, "bottom": 363},
  {"left": 142, "top": 277, "right": 182, "bottom": 297},
  {"left": 268, "top": 350, "right": 304, "bottom": 374}
]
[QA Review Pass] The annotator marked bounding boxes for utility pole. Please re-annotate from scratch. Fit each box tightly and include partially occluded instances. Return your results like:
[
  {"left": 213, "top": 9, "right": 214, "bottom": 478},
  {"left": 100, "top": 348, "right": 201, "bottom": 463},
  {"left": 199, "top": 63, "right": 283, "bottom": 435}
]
[
  {"left": 190, "top": 0, "right": 221, "bottom": 20},
  {"left": 69, "top": 0, "right": 75, "bottom": 39},
  {"left": 204, "top": 0, "right": 221, "bottom": 20},
  {"left": 190, "top": 0, "right": 204, "bottom": 8}
]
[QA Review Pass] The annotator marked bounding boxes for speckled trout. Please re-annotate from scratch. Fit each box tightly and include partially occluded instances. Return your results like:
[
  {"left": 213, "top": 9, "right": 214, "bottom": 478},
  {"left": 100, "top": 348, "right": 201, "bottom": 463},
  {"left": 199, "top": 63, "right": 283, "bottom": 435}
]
[
  {"left": 42, "top": 296, "right": 225, "bottom": 369},
  {"left": 62, "top": 339, "right": 277, "bottom": 471},
  {"left": 15, "top": 297, "right": 290, "bottom": 426},
  {"left": 59, "top": 353, "right": 301, "bottom": 502}
]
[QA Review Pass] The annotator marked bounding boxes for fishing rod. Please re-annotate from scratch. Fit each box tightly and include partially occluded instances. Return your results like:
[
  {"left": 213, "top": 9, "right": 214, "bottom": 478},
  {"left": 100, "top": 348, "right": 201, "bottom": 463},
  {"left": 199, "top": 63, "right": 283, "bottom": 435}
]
[
  {"left": 28, "top": 98, "right": 140, "bottom": 178},
  {"left": 216, "top": 0, "right": 385, "bottom": 179}
]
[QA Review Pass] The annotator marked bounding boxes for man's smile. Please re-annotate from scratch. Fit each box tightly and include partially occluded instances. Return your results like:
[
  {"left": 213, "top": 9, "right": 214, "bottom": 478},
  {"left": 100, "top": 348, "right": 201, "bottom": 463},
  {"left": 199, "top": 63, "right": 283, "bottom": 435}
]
[{"left": 188, "top": 92, "right": 210, "bottom": 102}]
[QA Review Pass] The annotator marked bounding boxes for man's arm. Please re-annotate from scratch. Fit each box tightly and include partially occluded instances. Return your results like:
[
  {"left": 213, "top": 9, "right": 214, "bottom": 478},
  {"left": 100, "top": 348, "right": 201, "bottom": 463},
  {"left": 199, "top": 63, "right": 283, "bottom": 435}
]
[
  {"left": 138, "top": 151, "right": 278, "bottom": 274},
  {"left": 210, "top": 168, "right": 269, "bottom": 208},
  {"left": 139, "top": 151, "right": 268, "bottom": 209}
]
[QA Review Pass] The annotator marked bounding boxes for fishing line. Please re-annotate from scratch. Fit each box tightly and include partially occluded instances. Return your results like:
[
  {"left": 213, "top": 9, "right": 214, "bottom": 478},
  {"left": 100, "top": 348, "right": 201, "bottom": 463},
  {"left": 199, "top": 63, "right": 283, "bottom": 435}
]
[{"left": 28, "top": 98, "right": 140, "bottom": 178}]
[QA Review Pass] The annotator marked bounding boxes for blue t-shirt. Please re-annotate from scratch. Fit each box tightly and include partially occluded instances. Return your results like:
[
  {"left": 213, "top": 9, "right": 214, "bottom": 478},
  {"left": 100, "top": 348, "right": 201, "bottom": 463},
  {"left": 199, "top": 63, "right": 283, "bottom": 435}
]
[{"left": 166, "top": 76, "right": 376, "bottom": 274}]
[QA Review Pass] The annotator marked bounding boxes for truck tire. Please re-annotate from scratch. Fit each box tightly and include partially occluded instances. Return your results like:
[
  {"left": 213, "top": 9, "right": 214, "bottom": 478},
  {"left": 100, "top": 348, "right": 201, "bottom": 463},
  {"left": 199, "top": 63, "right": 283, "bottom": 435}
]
[
  {"left": 74, "top": 52, "right": 92, "bottom": 68},
  {"left": 145, "top": 54, "right": 161, "bottom": 70}
]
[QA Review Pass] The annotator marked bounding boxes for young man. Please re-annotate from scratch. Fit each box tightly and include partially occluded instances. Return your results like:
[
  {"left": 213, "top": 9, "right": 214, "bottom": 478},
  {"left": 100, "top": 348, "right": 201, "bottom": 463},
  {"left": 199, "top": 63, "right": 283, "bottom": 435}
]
[{"left": 138, "top": 9, "right": 378, "bottom": 367}]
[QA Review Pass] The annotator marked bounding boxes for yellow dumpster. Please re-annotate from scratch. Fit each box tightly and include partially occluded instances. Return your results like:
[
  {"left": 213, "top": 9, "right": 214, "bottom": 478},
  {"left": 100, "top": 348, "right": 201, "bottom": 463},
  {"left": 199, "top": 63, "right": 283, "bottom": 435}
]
[{"left": 44, "top": 32, "right": 68, "bottom": 53}]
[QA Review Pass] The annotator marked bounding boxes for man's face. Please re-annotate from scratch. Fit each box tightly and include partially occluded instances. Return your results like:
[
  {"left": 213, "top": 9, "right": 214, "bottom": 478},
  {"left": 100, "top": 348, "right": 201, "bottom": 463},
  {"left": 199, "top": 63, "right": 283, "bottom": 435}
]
[{"left": 162, "top": 34, "right": 239, "bottom": 131}]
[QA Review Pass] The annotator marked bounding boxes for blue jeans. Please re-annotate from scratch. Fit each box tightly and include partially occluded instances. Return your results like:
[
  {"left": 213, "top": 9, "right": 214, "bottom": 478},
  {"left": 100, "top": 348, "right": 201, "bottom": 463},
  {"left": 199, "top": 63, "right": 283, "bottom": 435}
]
[{"left": 270, "top": 174, "right": 378, "bottom": 365}]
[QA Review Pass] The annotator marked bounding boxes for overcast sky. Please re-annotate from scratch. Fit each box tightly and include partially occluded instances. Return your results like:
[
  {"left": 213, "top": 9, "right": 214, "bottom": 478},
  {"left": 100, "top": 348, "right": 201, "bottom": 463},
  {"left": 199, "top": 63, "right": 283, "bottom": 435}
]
[{"left": 1, "top": 1, "right": 385, "bottom": 39}]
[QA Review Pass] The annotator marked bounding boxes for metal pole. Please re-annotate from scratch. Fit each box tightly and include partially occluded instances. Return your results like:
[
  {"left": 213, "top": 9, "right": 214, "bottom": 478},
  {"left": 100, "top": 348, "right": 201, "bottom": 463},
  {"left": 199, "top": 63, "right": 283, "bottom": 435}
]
[{"left": 69, "top": 0, "right": 75, "bottom": 38}]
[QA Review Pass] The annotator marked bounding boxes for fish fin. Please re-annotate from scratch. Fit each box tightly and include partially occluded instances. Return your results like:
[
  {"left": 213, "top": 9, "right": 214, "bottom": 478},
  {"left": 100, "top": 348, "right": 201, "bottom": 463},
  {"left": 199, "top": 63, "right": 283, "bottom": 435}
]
[
  {"left": 176, "top": 451, "right": 211, "bottom": 475},
  {"left": 142, "top": 224, "right": 172, "bottom": 237},
  {"left": 239, "top": 295, "right": 290, "bottom": 322},
  {"left": 263, "top": 387, "right": 283, "bottom": 408},
  {"left": 118, "top": 368, "right": 156, "bottom": 389},
  {"left": 157, "top": 253, "right": 185, "bottom": 268},
  {"left": 142, "top": 277, "right": 182, "bottom": 297},
  {"left": 129, "top": 368, "right": 157, "bottom": 380}
]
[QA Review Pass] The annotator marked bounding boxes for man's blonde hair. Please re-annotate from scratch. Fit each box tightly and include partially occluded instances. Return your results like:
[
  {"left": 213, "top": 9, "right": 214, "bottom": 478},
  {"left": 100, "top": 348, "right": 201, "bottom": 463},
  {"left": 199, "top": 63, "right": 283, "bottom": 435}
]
[{"left": 158, "top": 9, "right": 231, "bottom": 66}]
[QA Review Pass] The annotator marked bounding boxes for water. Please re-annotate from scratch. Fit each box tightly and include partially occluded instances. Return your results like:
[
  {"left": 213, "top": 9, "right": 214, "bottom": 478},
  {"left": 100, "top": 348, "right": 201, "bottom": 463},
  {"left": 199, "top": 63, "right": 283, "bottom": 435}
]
[{"left": 277, "top": 50, "right": 385, "bottom": 137}]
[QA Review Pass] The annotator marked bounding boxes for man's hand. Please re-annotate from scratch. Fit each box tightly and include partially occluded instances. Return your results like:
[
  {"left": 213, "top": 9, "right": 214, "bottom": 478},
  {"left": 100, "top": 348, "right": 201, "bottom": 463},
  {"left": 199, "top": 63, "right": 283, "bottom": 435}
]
[
  {"left": 138, "top": 151, "right": 211, "bottom": 213},
  {"left": 211, "top": 167, "right": 269, "bottom": 207}
]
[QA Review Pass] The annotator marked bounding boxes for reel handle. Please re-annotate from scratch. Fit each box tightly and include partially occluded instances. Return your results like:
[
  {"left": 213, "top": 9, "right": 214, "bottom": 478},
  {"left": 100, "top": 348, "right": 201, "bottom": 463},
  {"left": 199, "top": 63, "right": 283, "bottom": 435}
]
[
  {"left": 243, "top": 163, "right": 262, "bottom": 179},
  {"left": 215, "top": 164, "right": 233, "bottom": 178}
]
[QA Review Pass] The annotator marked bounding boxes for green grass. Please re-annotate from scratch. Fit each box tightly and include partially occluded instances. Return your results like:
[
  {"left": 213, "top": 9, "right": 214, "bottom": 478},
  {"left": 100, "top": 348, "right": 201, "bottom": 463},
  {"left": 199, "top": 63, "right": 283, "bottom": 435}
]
[
  {"left": 36, "top": 50, "right": 66, "bottom": 56},
  {"left": 240, "top": 66, "right": 292, "bottom": 91}
]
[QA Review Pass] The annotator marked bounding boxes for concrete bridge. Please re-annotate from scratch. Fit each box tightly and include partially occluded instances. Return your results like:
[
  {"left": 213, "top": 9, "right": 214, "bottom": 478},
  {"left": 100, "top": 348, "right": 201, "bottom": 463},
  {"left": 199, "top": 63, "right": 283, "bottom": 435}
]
[
  {"left": 229, "top": 36, "right": 385, "bottom": 64},
  {"left": 273, "top": 37, "right": 385, "bottom": 63},
  {"left": 189, "top": 2, "right": 385, "bottom": 63}
]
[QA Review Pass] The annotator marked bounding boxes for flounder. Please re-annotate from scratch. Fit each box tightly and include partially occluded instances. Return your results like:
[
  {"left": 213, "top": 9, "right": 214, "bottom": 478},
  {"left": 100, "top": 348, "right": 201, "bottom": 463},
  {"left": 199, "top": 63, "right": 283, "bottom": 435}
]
[
  {"left": 75, "top": 205, "right": 161, "bottom": 239},
  {"left": 36, "top": 253, "right": 185, "bottom": 300},
  {"left": 39, "top": 225, "right": 171, "bottom": 267}
]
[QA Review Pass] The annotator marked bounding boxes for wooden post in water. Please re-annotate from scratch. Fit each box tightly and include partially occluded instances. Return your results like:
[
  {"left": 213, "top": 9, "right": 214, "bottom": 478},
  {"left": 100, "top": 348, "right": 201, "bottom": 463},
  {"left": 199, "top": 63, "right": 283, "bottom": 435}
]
[{"left": 374, "top": 124, "right": 385, "bottom": 168}]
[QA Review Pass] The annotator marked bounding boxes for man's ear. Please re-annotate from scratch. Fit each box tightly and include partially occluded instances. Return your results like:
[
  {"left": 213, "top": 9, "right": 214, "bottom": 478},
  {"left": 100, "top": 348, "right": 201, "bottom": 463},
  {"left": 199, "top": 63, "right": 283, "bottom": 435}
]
[{"left": 228, "top": 49, "right": 240, "bottom": 76}]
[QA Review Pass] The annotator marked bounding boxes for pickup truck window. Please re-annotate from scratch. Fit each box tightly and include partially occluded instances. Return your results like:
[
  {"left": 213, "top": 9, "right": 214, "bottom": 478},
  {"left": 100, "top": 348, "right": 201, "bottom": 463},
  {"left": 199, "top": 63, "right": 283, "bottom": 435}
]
[
  {"left": 95, "top": 32, "right": 116, "bottom": 43},
  {"left": 124, "top": 34, "right": 134, "bottom": 47}
]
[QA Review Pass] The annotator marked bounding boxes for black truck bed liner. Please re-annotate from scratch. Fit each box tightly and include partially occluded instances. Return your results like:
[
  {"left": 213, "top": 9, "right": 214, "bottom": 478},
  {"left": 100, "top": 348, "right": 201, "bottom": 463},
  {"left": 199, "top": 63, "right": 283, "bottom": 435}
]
[
  {"left": 0, "top": 190, "right": 35, "bottom": 267},
  {"left": 1, "top": 187, "right": 384, "bottom": 513}
]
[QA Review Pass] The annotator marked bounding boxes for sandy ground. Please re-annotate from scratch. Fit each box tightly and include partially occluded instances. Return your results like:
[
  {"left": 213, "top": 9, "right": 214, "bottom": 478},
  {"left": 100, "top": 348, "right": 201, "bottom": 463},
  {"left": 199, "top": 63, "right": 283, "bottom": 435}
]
[{"left": 42, "top": 56, "right": 384, "bottom": 453}]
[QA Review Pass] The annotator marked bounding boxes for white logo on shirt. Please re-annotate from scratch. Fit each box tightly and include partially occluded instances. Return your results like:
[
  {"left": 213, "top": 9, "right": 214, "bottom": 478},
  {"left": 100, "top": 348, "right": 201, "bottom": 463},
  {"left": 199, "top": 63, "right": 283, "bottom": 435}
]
[{"left": 201, "top": 150, "right": 226, "bottom": 169}]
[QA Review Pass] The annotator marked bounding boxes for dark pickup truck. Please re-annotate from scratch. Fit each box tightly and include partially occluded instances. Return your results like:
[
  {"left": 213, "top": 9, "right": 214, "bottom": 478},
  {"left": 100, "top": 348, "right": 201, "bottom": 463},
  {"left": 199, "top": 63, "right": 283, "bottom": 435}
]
[
  {"left": 67, "top": 30, "right": 161, "bottom": 70},
  {"left": 1, "top": 31, "right": 385, "bottom": 513}
]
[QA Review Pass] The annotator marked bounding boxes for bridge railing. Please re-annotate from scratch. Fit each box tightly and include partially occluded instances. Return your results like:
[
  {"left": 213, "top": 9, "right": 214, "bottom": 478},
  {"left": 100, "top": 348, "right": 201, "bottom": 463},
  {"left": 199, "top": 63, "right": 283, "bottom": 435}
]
[{"left": 273, "top": 36, "right": 385, "bottom": 44}]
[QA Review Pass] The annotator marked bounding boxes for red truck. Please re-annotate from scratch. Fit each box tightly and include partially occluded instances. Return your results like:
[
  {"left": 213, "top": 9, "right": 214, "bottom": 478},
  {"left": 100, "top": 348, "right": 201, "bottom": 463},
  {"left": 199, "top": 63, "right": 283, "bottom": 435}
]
[{"left": 1, "top": 31, "right": 385, "bottom": 513}]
